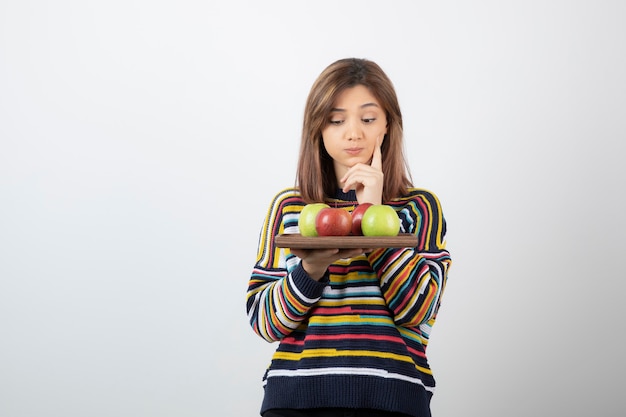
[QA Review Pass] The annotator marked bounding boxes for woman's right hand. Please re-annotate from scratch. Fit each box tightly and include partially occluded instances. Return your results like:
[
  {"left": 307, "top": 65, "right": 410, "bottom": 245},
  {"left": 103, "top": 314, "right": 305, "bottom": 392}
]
[
  {"left": 291, "top": 248, "right": 368, "bottom": 281},
  {"left": 340, "top": 136, "right": 384, "bottom": 205}
]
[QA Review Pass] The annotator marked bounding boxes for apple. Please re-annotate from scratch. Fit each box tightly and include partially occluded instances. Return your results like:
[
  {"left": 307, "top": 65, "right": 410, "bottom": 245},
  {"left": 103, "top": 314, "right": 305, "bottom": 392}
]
[
  {"left": 315, "top": 207, "right": 352, "bottom": 236},
  {"left": 298, "top": 203, "right": 330, "bottom": 237},
  {"left": 350, "top": 202, "right": 374, "bottom": 235},
  {"left": 361, "top": 204, "right": 400, "bottom": 236}
]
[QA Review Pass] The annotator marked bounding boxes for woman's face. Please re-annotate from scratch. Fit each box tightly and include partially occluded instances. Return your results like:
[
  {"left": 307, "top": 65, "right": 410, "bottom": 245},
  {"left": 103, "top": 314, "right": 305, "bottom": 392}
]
[{"left": 321, "top": 85, "right": 388, "bottom": 181}]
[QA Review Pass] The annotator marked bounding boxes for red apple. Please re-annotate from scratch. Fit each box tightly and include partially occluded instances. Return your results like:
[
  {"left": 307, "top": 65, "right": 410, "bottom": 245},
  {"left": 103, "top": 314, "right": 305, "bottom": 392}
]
[
  {"left": 298, "top": 203, "right": 330, "bottom": 237},
  {"left": 315, "top": 208, "right": 352, "bottom": 236},
  {"left": 350, "top": 203, "right": 374, "bottom": 235}
]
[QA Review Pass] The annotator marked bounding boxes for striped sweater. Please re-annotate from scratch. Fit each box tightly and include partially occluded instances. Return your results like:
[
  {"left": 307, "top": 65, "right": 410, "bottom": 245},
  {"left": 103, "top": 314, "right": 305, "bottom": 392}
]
[{"left": 246, "top": 187, "right": 451, "bottom": 417}]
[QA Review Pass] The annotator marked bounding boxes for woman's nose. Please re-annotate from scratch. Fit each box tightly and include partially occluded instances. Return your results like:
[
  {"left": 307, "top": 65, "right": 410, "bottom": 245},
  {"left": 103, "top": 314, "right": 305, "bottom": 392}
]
[{"left": 346, "top": 120, "right": 362, "bottom": 141}]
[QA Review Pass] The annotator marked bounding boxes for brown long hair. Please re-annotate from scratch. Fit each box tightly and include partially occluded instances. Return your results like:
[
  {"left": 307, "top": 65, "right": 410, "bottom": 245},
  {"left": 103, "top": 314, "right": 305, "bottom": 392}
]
[{"left": 296, "top": 58, "right": 413, "bottom": 203}]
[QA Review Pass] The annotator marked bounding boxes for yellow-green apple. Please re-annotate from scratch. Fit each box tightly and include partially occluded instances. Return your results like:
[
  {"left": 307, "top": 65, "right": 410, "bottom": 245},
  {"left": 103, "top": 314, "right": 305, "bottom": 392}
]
[
  {"left": 361, "top": 204, "right": 400, "bottom": 236},
  {"left": 315, "top": 207, "right": 352, "bottom": 236},
  {"left": 298, "top": 203, "right": 330, "bottom": 237}
]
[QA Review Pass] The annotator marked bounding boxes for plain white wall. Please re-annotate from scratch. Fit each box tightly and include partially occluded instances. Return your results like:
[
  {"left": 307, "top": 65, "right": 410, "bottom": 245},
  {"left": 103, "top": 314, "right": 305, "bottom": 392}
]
[{"left": 1, "top": 1, "right": 625, "bottom": 416}]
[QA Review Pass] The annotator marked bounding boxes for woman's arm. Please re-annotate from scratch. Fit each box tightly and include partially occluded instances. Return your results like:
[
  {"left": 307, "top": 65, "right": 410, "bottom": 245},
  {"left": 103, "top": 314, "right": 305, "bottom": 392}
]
[
  {"left": 369, "top": 189, "right": 452, "bottom": 329},
  {"left": 245, "top": 188, "right": 327, "bottom": 343}
]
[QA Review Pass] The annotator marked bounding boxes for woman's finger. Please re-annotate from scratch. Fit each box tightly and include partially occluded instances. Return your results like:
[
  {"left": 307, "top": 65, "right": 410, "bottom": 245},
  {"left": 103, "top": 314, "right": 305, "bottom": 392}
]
[{"left": 370, "top": 136, "right": 383, "bottom": 171}]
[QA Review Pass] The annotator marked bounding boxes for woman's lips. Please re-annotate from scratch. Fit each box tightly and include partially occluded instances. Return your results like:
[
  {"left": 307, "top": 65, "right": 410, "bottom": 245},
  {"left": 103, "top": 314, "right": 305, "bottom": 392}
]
[{"left": 345, "top": 147, "right": 363, "bottom": 155}]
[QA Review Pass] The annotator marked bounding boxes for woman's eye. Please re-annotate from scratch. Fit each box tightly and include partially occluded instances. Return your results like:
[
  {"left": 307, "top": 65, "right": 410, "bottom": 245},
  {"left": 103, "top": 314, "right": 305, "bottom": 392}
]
[
  {"left": 362, "top": 118, "right": 376, "bottom": 124},
  {"left": 329, "top": 120, "right": 344, "bottom": 125}
]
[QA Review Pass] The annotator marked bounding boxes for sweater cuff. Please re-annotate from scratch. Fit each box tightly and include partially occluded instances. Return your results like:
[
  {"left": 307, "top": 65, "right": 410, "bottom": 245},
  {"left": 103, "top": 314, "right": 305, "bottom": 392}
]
[{"left": 291, "top": 263, "right": 328, "bottom": 300}]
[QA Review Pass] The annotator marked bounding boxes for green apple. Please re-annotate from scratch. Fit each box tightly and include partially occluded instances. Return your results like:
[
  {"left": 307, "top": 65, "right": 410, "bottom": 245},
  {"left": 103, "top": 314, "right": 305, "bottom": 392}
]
[
  {"left": 361, "top": 204, "right": 400, "bottom": 236},
  {"left": 298, "top": 203, "right": 330, "bottom": 237}
]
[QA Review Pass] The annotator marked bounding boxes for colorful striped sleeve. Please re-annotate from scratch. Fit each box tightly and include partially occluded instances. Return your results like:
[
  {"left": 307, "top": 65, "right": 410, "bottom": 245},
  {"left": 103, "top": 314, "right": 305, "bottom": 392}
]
[
  {"left": 369, "top": 189, "right": 452, "bottom": 338},
  {"left": 246, "top": 188, "right": 326, "bottom": 343}
]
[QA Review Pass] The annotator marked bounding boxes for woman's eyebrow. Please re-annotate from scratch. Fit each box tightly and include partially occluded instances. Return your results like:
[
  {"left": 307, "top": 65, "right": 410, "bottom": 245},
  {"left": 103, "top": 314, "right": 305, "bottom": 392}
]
[{"left": 330, "top": 103, "right": 380, "bottom": 112}]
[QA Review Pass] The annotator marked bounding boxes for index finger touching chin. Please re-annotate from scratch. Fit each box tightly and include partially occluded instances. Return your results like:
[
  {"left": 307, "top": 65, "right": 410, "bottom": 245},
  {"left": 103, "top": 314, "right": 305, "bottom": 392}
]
[{"left": 370, "top": 136, "right": 383, "bottom": 171}]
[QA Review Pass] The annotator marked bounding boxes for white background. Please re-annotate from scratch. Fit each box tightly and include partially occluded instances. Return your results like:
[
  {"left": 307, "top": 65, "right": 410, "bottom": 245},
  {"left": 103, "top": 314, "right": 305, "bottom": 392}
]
[{"left": 1, "top": 1, "right": 625, "bottom": 416}]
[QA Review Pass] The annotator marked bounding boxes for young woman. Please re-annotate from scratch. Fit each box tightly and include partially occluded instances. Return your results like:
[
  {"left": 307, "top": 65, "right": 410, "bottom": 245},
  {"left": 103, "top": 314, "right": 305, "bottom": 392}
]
[{"left": 246, "top": 58, "right": 452, "bottom": 417}]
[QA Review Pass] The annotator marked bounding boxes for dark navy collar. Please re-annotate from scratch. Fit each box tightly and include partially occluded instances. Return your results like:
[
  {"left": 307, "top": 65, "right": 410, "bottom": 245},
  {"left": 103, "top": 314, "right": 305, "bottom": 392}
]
[{"left": 334, "top": 189, "right": 357, "bottom": 202}]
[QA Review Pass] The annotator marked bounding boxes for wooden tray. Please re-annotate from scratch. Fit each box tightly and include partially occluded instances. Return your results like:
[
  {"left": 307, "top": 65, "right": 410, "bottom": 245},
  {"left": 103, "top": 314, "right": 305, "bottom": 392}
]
[{"left": 274, "top": 233, "right": 417, "bottom": 249}]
